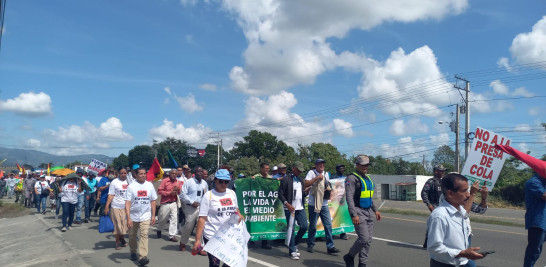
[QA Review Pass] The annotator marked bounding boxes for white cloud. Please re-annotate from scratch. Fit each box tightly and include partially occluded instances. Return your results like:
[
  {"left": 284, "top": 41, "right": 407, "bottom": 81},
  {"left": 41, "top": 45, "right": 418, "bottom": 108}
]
[
  {"left": 371, "top": 133, "right": 451, "bottom": 160},
  {"left": 227, "top": 91, "right": 348, "bottom": 148},
  {"left": 164, "top": 87, "right": 172, "bottom": 95},
  {"left": 199, "top": 83, "right": 217, "bottom": 91},
  {"left": 512, "top": 87, "right": 533, "bottom": 97},
  {"left": 222, "top": 0, "right": 468, "bottom": 95},
  {"left": 509, "top": 16, "right": 546, "bottom": 66},
  {"left": 470, "top": 92, "right": 514, "bottom": 113},
  {"left": 358, "top": 46, "right": 456, "bottom": 117},
  {"left": 40, "top": 117, "right": 132, "bottom": 155},
  {"left": 175, "top": 93, "right": 203, "bottom": 113},
  {"left": 333, "top": 119, "right": 354, "bottom": 137},
  {"left": 0, "top": 92, "right": 52, "bottom": 116},
  {"left": 27, "top": 138, "right": 41, "bottom": 148},
  {"left": 514, "top": 124, "right": 532, "bottom": 132},
  {"left": 496, "top": 57, "right": 512, "bottom": 72},
  {"left": 389, "top": 118, "right": 429, "bottom": 136},
  {"left": 149, "top": 119, "right": 212, "bottom": 143},
  {"left": 489, "top": 80, "right": 509, "bottom": 95},
  {"left": 517, "top": 142, "right": 530, "bottom": 153},
  {"left": 529, "top": 107, "right": 541, "bottom": 116}
]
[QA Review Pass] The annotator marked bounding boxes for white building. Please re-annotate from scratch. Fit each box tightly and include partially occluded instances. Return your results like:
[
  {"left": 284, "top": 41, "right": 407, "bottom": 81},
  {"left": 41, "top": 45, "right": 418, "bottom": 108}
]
[{"left": 370, "top": 174, "right": 431, "bottom": 201}]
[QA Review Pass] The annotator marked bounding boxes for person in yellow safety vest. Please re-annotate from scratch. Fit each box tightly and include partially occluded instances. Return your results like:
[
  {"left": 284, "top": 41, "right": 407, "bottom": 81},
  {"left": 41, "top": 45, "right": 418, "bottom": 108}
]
[
  {"left": 15, "top": 175, "right": 25, "bottom": 205},
  {"left": 343, "top": 155, "right": 381, "bottom": 267}
]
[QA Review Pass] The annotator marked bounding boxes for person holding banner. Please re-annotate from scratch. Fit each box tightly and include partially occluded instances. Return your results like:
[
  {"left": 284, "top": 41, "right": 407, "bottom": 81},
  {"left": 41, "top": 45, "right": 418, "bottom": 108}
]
[
  {"left": 305, "top": 158, "right": 340, "bottom": 254},
  {"left": 278, "top": 162, "right": 309, "bottom": 260},
  {"left": 343, "top": 155, "right": 380, "bottom": 267},
  {"left": 193, "top": 169, "right": 244, "bottom": 267}
]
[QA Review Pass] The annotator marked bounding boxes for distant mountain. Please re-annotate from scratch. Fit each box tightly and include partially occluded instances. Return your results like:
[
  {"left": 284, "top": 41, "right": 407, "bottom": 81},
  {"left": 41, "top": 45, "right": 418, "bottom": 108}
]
[{"left": 0, "top": 147, "right": 114, "bottom": 168}]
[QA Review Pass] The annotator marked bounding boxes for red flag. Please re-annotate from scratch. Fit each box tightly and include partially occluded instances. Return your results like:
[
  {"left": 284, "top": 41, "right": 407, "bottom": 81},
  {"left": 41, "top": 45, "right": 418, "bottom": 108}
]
[
  {"left": 16, "top": 163, "right": 23, "bottom": 173},
  {"left": 146, "top": 158, "right": 164, "bottom": 181},
  {"left": 0, "top": 170, "right": 4, "bottom": 178},
  {"left": 495, "top": 144, "right": 546, "bottom": 178}
]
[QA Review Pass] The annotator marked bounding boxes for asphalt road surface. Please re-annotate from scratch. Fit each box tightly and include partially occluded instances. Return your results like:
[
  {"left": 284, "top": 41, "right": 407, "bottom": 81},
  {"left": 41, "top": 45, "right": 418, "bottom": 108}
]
[{"left": 2, "top": 199, "right": 543, "bottom": 267}]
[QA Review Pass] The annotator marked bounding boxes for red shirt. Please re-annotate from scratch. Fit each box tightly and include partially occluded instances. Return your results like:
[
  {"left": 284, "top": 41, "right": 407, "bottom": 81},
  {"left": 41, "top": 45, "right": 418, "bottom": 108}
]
[{"left": 158, "top": 178, "right": 182, "bottom": 204}]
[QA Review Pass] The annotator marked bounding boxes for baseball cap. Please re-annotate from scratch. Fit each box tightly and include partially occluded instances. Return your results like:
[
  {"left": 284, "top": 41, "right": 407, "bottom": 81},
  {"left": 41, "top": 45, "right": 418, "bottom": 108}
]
[
  {"left": 355, "top": 155, "right": 371, "bottom": 166},
  {"left": 293, "top": 161, "right": 305, "bottom": 172},
  {"left": 314, "top": 158, "right": 326, "bottom": 164},
  {"left": 215, "top": 169, "right": 231, "bottom": 180},
  {"left": 336, "top": 164, "right": 345, "bottom": 169},
  {"left": 433, "top": 164, "right": 446, "bottom": 171},
  {"left": 277, "top": 163, "right": 287, "bottom": 168},
  {"left": 132, "top": 164, "right": 140, "bottom": 170},
  {"left": 182, "top": 164, "right": 190, "bottom": 170},
  {"left": 272, "top": 166, "right": 278, "bottom": 171}
]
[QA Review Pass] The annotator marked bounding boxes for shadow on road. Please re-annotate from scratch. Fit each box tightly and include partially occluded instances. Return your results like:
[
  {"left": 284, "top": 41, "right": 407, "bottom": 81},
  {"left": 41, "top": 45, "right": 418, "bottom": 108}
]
[
  {"left": 301, "top": 259, "right": 344, "bottom": 267},
  {"left": 387, "top": 242, "right": 425, "bottom": 251}
]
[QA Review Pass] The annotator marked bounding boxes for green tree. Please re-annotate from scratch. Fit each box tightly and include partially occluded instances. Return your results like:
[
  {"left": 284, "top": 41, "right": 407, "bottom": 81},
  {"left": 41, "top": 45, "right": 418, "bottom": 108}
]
[
  {"left": 128, "top": 145, "right": 154, "bottom": 169},
  {"left": 226, "top": 156, "right": 261, "bottom": 177},
  {"left": 297, "top": 143, "right": 354, "bottom": 174},
  {"left": 431, "top": 145, "right": 456, "bottom": 172},
  {"left": 230, "top": 130, "right": 296, "bottom": 163},
  {"left": 112, "top": 153, "right": 129, "bottom": 170}
]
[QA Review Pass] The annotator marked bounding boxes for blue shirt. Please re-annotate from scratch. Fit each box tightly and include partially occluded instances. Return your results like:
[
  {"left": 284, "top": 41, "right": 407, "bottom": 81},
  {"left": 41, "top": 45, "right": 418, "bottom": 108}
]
[
  {"left": 525, "top": 174, "right": 546, "bottom": 230},
  {"left": 180, "top": 177, "right": 208, "bottom": 205},
  {"left": 97, "top": 177, "right": 113, "bottom": 204},
  {"left": 85, "top": 177, "right": 98, "bottom": 193},
  {"left": 427, "top": 199, "right": 470, "bottom": 266}
]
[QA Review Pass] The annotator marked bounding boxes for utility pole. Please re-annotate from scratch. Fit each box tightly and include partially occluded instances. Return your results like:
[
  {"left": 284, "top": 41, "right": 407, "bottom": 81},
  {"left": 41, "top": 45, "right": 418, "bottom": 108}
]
[
  {"left": 454, "top": 104, "right": 460, "bottom": 173},
  {"left": 455, "top": 75, "right": 470, "bottom": 160},
  {"left": 209, "top": 132, "right": 221, "bottom": 169}
]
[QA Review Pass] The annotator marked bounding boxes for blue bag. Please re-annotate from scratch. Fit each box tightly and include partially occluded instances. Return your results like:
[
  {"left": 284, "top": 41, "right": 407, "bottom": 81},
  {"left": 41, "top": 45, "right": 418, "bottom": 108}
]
[{"left": 99, "top": 214, "right": 114, "bottom": 233}]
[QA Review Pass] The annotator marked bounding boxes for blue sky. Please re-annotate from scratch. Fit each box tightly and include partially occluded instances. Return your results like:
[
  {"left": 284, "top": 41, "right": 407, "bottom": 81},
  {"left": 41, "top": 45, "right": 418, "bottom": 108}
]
[{"left": 0, "top": 0, "right": 545, "bottom": 165}]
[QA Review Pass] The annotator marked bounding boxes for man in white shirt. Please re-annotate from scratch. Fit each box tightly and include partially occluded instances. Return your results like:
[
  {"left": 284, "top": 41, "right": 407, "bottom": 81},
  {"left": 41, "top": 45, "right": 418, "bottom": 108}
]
[
  {"left": 125, "top": 167, "right": 157, "bottom": 266},
  {"left": 427, "top": 173, "right": 485, "bottom": 267},
  {"left": 305, "top": 159, "right": 340, "bottom": 254},
  {"left": 105, "top": 168, "right": 129, "bottom": 250},
  {"left": 178, "top": 165, "right": 208, "bottom": 253}
]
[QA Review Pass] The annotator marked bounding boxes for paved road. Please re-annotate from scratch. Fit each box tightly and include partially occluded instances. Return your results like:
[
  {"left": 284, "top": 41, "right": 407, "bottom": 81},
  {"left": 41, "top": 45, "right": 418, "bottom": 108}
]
[{"left": 1, "top": 198, "right": 542, "bottom": 266}]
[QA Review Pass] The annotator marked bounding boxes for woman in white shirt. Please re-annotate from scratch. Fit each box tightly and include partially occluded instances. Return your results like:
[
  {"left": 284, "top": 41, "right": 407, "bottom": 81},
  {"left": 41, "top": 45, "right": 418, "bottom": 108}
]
[
  {"left": 192, "top": 169, "right": 244, "bottom": 267},
  {"left": 58, "top": 173, "right": 83, "bottom": 232}
]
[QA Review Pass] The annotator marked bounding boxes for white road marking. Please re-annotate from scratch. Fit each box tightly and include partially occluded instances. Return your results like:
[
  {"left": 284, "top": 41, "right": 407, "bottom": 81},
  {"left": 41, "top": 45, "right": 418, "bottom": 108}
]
[{"left": 346, "top": 233, "right": 424, "bottom": 248}]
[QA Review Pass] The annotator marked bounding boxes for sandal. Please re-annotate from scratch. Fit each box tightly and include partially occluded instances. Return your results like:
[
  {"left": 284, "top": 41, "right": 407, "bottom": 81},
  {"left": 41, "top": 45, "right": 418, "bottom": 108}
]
[{"left": 115, "top": 242, "right": 122, "bottom": 250}]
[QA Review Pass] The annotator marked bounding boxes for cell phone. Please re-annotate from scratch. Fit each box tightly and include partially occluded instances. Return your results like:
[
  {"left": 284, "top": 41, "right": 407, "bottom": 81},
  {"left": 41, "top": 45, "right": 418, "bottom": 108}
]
[{"left": 479, "top": 251, "right": 495, "bottom": 256}]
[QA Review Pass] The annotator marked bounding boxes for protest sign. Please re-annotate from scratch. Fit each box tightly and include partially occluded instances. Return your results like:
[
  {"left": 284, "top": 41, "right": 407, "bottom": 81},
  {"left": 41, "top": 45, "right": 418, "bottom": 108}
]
[
  {"left": 88, "top": 159, "right": 107, "bottom": 174},
  {"left": 204, "top": 215, "right": 250, "bottom": 267},
  {"left": 461, "top": 127, "right": 511, "bottom": 191},
  {"left": 235, "top": 176, "right": 354, "bottom": 241}
]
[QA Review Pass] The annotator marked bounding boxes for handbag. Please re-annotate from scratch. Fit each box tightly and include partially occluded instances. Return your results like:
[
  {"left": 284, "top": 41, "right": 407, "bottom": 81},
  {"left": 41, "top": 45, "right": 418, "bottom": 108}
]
[{"left": 99, "top": 213, "right": 114, "bottom": 233}]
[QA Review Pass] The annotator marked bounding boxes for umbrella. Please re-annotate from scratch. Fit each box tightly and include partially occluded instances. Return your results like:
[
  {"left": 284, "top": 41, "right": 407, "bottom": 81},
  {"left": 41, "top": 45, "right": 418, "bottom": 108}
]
[
  {"left": 54, "top": 173, "right": 91, "bottom": 192},
  {"left": 50, "top": 166, "right": 64, "bottom": 171},
  {"left": 52, "top": 168, "right": 75, "bottom": 176}
]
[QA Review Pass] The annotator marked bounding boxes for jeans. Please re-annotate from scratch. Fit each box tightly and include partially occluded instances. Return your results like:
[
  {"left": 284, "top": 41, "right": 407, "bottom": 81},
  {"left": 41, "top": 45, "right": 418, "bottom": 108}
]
[
  {"left": 56, "top": 197, "right": 62, "bottom": 216},
  {"left": 76, "top": 194, "right": 84, "bottom": 222},
  {"left": 84, "top": 193, "right": 96, "bottom": 219},
  {"left": 36, "top": 194, "right": 47, "bottom": 213},
  {"left": 524, "top": 227, "right": 546, "bottom": 267},
  {"left": 61, "top": 202, "right": 76, "bottom": 227},
  {"left": 0, "top": 187, "right": 5, "bottom": 198},
  {"left": 307, "top": 205, "right": 334, "bottom": 249},
  {"left": 8, "top": 186, "right": 14, "bottom": 198},
  {"left": 466, "top": 235, "right": 476, "bottom": 267},
  {"left": 284, "top": 209, "right": 309, "bottom": 254}
]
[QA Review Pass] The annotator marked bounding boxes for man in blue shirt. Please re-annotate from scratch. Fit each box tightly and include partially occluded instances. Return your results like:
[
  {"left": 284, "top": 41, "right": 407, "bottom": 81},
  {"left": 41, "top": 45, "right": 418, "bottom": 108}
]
[
  {"left": 96, "top": 173, "right": 115, "bottom": 216},
  {"left": 84, "top": 171, "right": 98, "bottom": 223},
  {"left": 524, "top": 172, "right": 546, "bottom": 267}
]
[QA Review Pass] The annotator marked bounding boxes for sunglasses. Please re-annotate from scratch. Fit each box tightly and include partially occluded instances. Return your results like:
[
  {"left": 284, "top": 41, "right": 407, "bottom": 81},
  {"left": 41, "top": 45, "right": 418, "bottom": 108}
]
[{"left": 216, "top": 179, "right": 230, "bottom": 184}]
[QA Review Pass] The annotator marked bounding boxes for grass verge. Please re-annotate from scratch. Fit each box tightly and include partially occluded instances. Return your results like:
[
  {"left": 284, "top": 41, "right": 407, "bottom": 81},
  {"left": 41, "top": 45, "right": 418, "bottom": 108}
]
[
  {"left": 381, "top": 208, "right": 525, "bottom": 227},
  {"left": 0, "top": 200, "right": 32, "bottom": 218}
]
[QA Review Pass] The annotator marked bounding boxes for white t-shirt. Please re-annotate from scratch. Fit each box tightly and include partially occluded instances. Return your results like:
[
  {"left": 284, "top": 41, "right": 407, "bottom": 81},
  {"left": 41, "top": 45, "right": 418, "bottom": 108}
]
[
  {"left": 293, "top": 179, "right": 303, "bottom": 210},
  {"left": 305, "top": 170, "right": 330, "bottom": 207},
  {"left": 125, "top": 181, "right": 158, "bottom": 222},
  {"left": 199, "top": 189, "right": 238, "bottom": 240},
  {"left": 108, "top": 178, "right": 129, "bottom": 209},
  {"left": 61, "top": 180, "right": 79, "bottom": 204},
  {"left": 34, "top": 181, "right": 50, "bottom": 194}
]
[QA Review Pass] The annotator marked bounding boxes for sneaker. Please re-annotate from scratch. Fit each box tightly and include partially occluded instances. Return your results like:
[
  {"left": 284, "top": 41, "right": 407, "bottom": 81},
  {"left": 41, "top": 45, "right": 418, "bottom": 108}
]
[
  {"left": 67, "top": 226, "right": 72, "bottom": 230},
  {"left": 61, "top": 227, "right": 66, "bottom": 232},
  {"left": 88, "top": 218, "right": 93, "bottom": 222},
  {"left": 156, "top": 231, "right": 162, "bottom": 238},
  {"left": 83, "top": 219, "right": 89, "bottom": 223},
  {"left": 327, "top": 247, "right": 341, "bottom": 254},
  {"left": 306, "top": 246, "right": 314, "bottom": 253},
  {"left": 290, "top": 252, "right": 299, "bottom": 260},
  {"left": 139, "top": 256, "right": 150, "bottom": 266},
  {"left": 295, "top": 249, "right": 300, "bottom": 257},
  {"left": 343, "top": 253, "right": 355, "bottom": 267},
  {"left": 130, "top": 253, "right": 138, "bottom": 261}
]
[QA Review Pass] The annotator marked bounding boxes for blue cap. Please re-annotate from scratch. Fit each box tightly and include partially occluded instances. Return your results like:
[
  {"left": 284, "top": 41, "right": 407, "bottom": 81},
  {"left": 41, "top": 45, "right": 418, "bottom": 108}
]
[
  {"left": 215, "top": 169, "right": 231, "bottom": 180},
  {"left": 314, "top": 158, "right": 326, "bottom": 164},
  {"left": 132, "top": 164, "right": 140, "bottom": 170}
]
